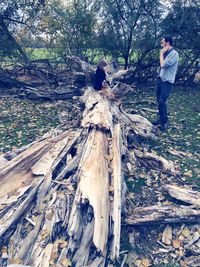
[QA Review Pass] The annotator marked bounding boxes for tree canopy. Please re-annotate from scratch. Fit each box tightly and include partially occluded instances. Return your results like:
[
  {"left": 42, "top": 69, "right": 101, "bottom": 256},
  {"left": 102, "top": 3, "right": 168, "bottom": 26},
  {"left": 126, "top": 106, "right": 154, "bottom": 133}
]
[{"left": 0, "top": 0, "right": 199, "bottom": 83}]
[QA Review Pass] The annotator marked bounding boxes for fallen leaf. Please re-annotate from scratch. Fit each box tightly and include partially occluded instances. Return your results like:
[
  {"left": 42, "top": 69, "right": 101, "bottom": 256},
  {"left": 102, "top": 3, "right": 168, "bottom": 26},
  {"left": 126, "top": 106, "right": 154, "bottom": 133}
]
[
  {"left": 41, "top": 229, "right": 50, "bottom": 240},
  {"left": 184, "top": 170, "right": 193, "bottom": 177},
  {"left": 162, "top": 225, "right": 172, "bottom": 245},
  {"left": 172, "top": 239, "right": 181, "bottom": 249},
  {"left": 182, "top": 227, "right": 191, "bottom": 238},
  {"left": 135, "top": 259, "right": 142, "bottom": 267},
  {"left": 141, "top": 258, "right": 152, "bottom": 267},
  {"left": 61, "top": 258, "right": 72, "bottom": 266}
]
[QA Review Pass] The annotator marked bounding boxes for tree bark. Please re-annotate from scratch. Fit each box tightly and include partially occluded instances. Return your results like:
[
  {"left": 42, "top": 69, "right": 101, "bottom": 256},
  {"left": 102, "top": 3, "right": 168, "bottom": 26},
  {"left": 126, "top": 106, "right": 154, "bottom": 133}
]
[{"left": 126, "top": 204, "right": 200, "bottom": 225}]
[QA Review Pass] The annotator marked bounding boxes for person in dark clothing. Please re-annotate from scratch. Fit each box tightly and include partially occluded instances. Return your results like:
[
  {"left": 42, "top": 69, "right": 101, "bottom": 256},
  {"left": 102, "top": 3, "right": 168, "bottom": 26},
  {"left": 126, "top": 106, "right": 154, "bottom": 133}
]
[
  {"left": 93, "top": 59, "right": 109, "bottom": 91},
  {"left": 153, "top": 36, "right": 179, "bottom": 131}
]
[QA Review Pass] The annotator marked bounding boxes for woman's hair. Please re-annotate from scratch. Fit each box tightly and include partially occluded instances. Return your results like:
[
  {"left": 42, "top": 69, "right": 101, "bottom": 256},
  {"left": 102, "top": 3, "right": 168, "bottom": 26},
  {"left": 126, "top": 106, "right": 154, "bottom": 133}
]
[{"left": 97, "top": 59, "right": 108, "bottom": 70}]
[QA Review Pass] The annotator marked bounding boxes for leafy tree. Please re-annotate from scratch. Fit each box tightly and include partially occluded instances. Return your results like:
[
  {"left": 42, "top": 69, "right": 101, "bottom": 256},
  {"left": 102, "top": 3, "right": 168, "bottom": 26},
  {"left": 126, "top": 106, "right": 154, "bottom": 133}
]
[
  {"left": 161, "top": 0, "right": 200, "bottom": 82},
  {"left": 0, "top": 0, "right": 46, "bottom": 61},
  {"left": 42, "top": 0, "right": 99, "bottom": 59},
  {"left": 99, "top": 0, "right": 162, "bottom": 69}
]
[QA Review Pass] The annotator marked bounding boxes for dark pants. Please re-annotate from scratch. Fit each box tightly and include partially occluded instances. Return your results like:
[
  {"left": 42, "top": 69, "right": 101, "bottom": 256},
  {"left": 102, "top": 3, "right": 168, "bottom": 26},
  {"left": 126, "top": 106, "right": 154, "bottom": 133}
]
[{"left": 156, "top": 78, "right": 172, "bottom": 124}]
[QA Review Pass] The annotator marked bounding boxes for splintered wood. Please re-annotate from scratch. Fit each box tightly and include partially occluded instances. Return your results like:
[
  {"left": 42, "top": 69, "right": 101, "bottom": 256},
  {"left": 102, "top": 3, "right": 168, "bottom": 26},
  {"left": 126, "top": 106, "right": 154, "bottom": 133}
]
[{"left": 0, "top": 86, "right": 172, "bottom": 266}]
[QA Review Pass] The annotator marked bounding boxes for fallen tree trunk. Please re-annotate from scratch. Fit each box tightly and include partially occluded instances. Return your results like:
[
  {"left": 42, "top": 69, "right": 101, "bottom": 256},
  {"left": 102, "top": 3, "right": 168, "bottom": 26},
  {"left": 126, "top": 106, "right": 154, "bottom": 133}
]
[
  {"left": 0, "top": 85, "right": 176, "bottom": 266},
  {"left": 0, "top": 53, "right": 136, "bottom": 100},
  {"left": 0, "top": 80, "right": 183, "bottom": 267},
  {"left": 0, "top": 68, "right": 86, "bottom": 100}
]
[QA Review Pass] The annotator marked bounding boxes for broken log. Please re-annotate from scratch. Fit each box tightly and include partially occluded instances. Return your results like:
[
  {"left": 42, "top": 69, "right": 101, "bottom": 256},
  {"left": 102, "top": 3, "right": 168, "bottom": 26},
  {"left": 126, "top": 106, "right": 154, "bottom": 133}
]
[
  {"left": 0, "top": 84, "right": 176, "bottom": 266},
  {"left": 0, "top": 69, "right": 86, "bottom": 100},
  {"left": 126, "top": 184, "right": 200, "bottom": 226},
  {"left": 134, "top": 149, "right": 175, "bottom": 172},
  {"left": 66, "top": 55, "right": 135, "bottom": 86},
  {"left": 164, "top": 184, "right": 200, "bottom": 206},
  {"left": 181, "top": 256, "right": 200, "bottom": 267},
  {"left": 126, "top": 204, "right": 200, "bottom": 225}
]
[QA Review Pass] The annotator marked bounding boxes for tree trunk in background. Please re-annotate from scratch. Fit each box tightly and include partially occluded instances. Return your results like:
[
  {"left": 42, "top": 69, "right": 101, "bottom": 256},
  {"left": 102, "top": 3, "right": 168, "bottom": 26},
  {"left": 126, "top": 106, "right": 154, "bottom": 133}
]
[{"left": 0, "top": 15, "right": 54, "bottom": 86}]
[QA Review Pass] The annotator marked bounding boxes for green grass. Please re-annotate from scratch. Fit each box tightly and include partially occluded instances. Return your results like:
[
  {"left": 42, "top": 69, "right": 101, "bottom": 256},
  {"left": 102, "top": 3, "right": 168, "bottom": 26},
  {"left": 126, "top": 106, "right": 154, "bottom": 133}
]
[
  {"left": 25, "top": 48, "right": 59, "bottom": 60},
  {"left": 1, "top": 47, "right": 127, "bottom": 66},
  {"left": 0, "top": 98, "right": 79, "bottom": 152}
]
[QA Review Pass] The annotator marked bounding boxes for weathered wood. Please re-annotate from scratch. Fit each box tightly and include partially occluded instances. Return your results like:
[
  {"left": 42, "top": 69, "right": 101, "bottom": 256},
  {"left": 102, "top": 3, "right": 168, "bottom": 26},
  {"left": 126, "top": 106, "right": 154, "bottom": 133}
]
[
  {"left": 111, "top": 124, "right": 122, "bottom": 259},
  {"left": 126, "top": 204, "right": 200, "bottom": 225},
  {"left": 66, "top": 55, "right": 95, "bottom": 84},
  {"left": 182, "top": 255, "right": 200, "bottom": 267},
  {"left": 0, "top": 61, "right": 86, "bottom": 100},
  {"left": 66, "top": 56, "right": 136, "bottom": 88},
  {"left": 134, "top": 149, "right": 176, "bottom": 172},
  {"left": 141, "top": 107, "right": 157, "bottom": 113},
  {"left": 164, "top": 184, "right": 200, "bottom": 206},
  {"left": 0, "top": 178, "right": 44, "bottom": 239}
]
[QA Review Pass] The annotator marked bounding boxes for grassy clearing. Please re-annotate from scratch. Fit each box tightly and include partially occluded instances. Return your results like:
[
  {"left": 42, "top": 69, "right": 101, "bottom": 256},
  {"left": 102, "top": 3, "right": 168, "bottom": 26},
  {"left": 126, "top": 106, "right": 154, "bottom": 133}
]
[
  {"left": 27, "top": 47, "right": 127, "bottom": 64},
  {"left": 1, "top": 47, "right": 127, "bottom": 67},
  {"left": 25, "top": 48, "right": 58, "bottom": 60}
]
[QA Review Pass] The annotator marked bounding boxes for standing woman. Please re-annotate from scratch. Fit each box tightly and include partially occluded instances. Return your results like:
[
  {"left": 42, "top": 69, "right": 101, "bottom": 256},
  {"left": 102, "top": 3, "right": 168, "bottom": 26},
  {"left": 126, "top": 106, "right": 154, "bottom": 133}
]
[{"left": 93, "top": 59, "right": 110, "bottom": 91}]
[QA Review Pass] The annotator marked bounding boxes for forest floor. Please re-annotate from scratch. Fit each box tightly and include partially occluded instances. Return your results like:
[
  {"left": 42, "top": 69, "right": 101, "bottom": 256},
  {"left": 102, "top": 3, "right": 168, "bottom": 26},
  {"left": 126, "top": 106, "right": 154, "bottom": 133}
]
[{"left": 0, "top": 84, "right": 199, "bottom": 267}]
